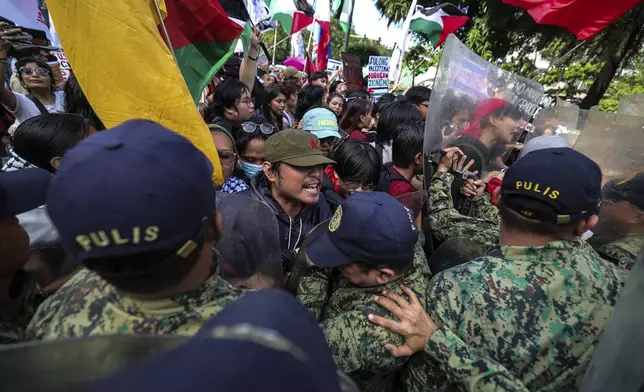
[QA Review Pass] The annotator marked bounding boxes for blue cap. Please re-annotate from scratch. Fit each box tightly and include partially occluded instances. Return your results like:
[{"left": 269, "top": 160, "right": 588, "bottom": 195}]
[
  {"left": 90, "top": 289, "right": 343, "bottom": 392},
  {"left": 306, "top": 192, "right": 419, "bottom": 268},
  {"left": 301, "top": 108, "right": 341, "bottom": 140},
  {"left": 502, "top": 147, "right": 602, "bottom": 224},
  {"left": 0, "top": 168, "right": 51, "bottom": 220},
  {"left": 46, "top": 119, "right": 216, "bottom": 261}
]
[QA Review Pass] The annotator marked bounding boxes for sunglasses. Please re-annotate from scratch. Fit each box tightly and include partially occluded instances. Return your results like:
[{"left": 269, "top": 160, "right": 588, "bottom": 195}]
[
  {"left": 241, "top": 122, "right": 276, "bottom": 135},
  {"left": 218, "top": 150, "right": 237, "bottom": 164},
  {"left": 19, "top": 67, "right": 50, "bottom": 76}
]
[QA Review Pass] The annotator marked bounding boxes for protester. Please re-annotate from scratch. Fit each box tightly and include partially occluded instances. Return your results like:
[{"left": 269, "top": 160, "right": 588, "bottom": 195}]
[
  {"left": 326, "top": 93, "right": 344, "bottom": 119},
  {"left": 370, "top": 148, "right": 625, "bottom": 391},
  {"left": 375, "top": 100, "right": 423, "bottom": 163},
  {"left": 283, "top": 66, "right": 307, "bottom": 86},
  {"left": 260, "top": 71, "right": 277, "bottom": 86},
  {"left": 329, "top": 80, "right": 347, "bottom": 97},
  {"left": 296, "top": 192, "right": 431, "bottom": 391},
  {"left": 341, "top": 98, "right": 374, "bottom": 142},
  {"left": 439, "top": 95, "right": 474, "bottom": 142},
  {"left": 294, "top": 84, "right": 326, "bottom": 123},
  {"left": 233, "top": 118, "right": 276, "bottom": 183},
  {"left": 301, "top": 108, "right": 342, "bottom": 157},
  {"left": 260, "top": 84, "right": 286, "bottom": 131},
  {"left": 309, "top": 71, "right": 329, "bottom": 89},
  {"left": 209, "top": 125, "right": 248, "bottom": 193},
  {"left": 92, "top": 290, "right": 350, "bottom": 392},
  {"left": 27, "top": 120, "right": 243, "bottom": 340},
  {"left": 322, "top": 139, "right": 380, "bottom": 211},
  {"left": 239, "top": 27, "right": 263, "bottom": 93},
  {"left": 63, "top": 73, "right": 106, "bottom": 131},
  {"left": 243, "top": 130, "right": 333, "bottom": 267},
  {"left": 404, "top": 86, "right": 431, "bottom": 120},
  {"left": 0, "top": 168, "right": 51, "bottom": 343},
  {"left": 280, "top": 81, "right": 300, "bottom": 128},
  {"left": 207, "top": 79, "right": 255, "bottom": 132},
  {"left": 377, "top": 121, "right": 424, "bottom": 198}
]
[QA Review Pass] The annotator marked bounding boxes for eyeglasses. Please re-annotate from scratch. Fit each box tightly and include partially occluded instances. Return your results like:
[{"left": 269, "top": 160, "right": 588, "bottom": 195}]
[
  {"left": 344, "top": 182, "right": 375, "bottom": 193},
  {"left": 19, "top": 67, "right": 50, "bottom": 76},
  {"left": 239, "top": 97, "right": 255, "bottom": 106},
  {"left": 242, "top": 122, "right": 276, "bottom": 135},
  {"left": 217, "top": 150, "right": 237, "bottom": 164}
]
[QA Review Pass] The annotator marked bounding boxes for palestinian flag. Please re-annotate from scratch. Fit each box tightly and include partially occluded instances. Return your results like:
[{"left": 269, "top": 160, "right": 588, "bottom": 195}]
[
  {"left": 333, "top": 0, "right": 352, "bottom": 33},
  {"left": 163, "top": 0, "right": 248, "bottom": 103},
  {"left": 409, "top": 3, "right": 469, "bottom": 48},
  {"left": 267, "top": 0, "right": 315, "bottom": 35}
]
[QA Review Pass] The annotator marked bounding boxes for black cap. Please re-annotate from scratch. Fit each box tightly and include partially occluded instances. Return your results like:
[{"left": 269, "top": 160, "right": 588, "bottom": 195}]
[
  {"left": 0, "top": 168, "right": 51, "bottom": 220},
  {"left": 502, "top": 148, "right": 602, "bottom": 224},
  {"left": 602, "top": 172, "right": 644, "bottom": 211}
]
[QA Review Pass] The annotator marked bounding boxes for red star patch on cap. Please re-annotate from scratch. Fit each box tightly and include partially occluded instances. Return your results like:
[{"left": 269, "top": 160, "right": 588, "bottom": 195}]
[{"left": 310, "top": 138, "right": 317, "bottom": 149}]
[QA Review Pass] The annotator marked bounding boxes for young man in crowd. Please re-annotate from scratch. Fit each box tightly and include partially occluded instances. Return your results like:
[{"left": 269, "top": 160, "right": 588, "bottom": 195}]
[
  {"left": 244, "top": 130, "right": 333, "bottom": 267},
  {"left": 296, "top": 192, "right": 431, "bottom": 391},
  {"left": 369, "top": 148, "right": 626, "bottom": 391},
  {"left": 207, "top": 79, "right": 255, "bottom": 132},
  {"left": 301, "top": 108, "right": 342, "bottom": 157},
  {"left": 27, "top": 120, "right": 243, "bottom": 340},
  {"left": 283, "top": 66, "right": 308, "bottom": 86},
  {"left": 0, "top": 168, "right": 51, "bottom": 343},
  {"left": 404, "top": 86, "right": 432, "bottom": 120},
  {"left": 309, "top": 71, "right": 329, "bottom": 89},
  {"left": 378, "top": 121, "right": 424, "bottom": 199}
]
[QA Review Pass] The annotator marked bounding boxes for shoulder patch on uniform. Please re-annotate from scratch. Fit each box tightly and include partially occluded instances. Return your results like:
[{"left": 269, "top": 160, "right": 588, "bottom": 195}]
[{"left": 329, "top": 205, "right": 342, "bottom": 232}]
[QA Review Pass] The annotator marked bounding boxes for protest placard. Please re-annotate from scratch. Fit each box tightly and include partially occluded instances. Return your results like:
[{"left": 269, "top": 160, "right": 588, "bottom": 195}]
[
  {"left": 341, "top": 52, "right": 364, "bottom": 93},
  {"left": 368, "top": 56, "right": 390, "bottom": 102}
]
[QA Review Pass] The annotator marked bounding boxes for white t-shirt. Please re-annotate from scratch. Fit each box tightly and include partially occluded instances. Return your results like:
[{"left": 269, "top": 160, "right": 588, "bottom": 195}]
[{"left": 3, "top": 91, "right": 65, "bottom": 123}]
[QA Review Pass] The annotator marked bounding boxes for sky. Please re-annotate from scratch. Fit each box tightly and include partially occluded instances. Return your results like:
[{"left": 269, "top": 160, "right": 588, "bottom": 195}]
[{"left": 350, "top": 0, "right": 402, "bottom": 48}]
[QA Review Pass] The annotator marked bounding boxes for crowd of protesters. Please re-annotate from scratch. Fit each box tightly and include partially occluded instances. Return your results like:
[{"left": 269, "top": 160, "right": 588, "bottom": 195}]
[{"left": 1, "top": 22, "right": 643, "bottom": 392}]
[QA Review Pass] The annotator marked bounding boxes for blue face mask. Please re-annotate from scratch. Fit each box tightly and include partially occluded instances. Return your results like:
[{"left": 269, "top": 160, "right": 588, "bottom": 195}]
[{"left": 239, "top": 160, "right": 263, "bottom": 179}]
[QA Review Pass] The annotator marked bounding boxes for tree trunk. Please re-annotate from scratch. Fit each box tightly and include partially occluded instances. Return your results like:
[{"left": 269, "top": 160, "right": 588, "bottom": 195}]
[{"left": 580, "top": 6, "right": 644, "bottom": 109}]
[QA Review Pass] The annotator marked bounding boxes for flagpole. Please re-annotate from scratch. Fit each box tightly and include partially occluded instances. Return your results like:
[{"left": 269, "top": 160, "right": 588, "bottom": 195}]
[
  {"left": 307, "top": 24, "right": 315, "bottom": 54},
  {"left": 151, "top": 0, "right": 178, "bottom": 64},
  {"left": 272, "top": 22, "right": 278, "bottom": 65},
  {"left": 342, "top": 0, "right": 355, "bottom": 52},
  {"left": 271, "top": 35, "right": 294, "bottom": 51}
]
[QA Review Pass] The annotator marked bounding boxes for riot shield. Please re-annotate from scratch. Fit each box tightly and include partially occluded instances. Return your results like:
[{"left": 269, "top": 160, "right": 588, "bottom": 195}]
[
  {"left": 395, "top": 191, "right": 429, "bottom": 222},
  {"left": 528, "top": 105, "right": 582, "bottom": 147},
  {"left": 423, "top": 35, "right": 544, "bottom": 185},
  {"left": 571, "top": 111, "right": 644, "bottom": 270},
  {"left": 618, "top": 93, "right": 644, "bottom": 117},
  {"left": 427, "top": 237, "right": 487, "bottom": 275},
  {"left": 214, "top": 193, "right": 283, "bottom": 289},
  {"left": 0, "top": 335, "right": 187, "bottom": 392}
]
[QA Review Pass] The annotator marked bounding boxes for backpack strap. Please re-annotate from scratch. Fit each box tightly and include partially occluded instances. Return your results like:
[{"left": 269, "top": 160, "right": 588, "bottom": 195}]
[{"left": 27, "top": 94, "right": 51, "bottom": 115}]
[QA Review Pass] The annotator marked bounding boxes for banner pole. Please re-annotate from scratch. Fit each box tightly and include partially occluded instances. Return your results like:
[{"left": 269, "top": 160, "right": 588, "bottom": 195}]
[
  {"left": 151, "top": 0, "right": 178, "bottom": 64},
  {"left": 272, "top": 22, "right": 278, "bottom": 65}
]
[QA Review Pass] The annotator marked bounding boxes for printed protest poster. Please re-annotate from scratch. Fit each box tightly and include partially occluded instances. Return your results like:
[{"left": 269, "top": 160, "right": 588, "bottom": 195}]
[
  {"left": 367, "top": 55, "right": 390, "bottom": 102},
  {"left": 341, "top": 52, "right": 364, "bottom": 92},
  {"left": 326, "top": 59, "right": 342, "bottom": 76},
  {"left": 52, "top": 51, "right": 71, "bottom": 84}
]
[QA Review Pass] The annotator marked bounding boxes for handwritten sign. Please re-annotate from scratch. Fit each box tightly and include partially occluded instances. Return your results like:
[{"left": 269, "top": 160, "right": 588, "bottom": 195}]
[
  {"left": 341, "top": 52, "right": 364, "bottom": 93},
  {"left": 367, "top": 56, "right": 390, "bottom": 101}
]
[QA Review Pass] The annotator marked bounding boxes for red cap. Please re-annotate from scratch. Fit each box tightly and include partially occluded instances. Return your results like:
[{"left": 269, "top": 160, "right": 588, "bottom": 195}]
[{"left": 462, "top": 98, "right": 508, "bottom": 138}]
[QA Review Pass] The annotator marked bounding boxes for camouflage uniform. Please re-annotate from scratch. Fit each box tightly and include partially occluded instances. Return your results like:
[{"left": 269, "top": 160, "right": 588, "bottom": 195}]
[
  {"left": 0, "top": 271, "right": 39, "bottom": 344},
  {"left": 429, "top": 172, "right": 500, "bottom": 245},
  {"left": 595, "top": 233, "right": 644, "bottom": 270},
  {"left": 402, "top": 240, "right": 625, "bottom": 391},
  {"left": 26, "top": 268, "right": 243, "bottom": 340},
  {"left": 296, "top": 239, "right": 432, "bottom": 392}
]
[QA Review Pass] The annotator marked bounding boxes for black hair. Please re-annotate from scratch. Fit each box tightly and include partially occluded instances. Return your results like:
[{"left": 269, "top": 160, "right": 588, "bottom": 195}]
[
  {"left": 339, "top": 98, "right": 373, "bottom": 132},
  {"left": 29, "top": 246, "right": 81, "bottom": 288},
  {"left": 328, "top": 80, "right": 344, "bottom": 95},
  {"left": 13, "top": 113, "right": 91, "bottom": 173},
  {"left": 404, "top": 86, "right": 432, "bottom": 106},
  {"left": 309, "top": 71, "right": 328, "bottom": 83},
  {"left": 441, "top": 95, "right": 475, "bottom": 124},
  {"left": 376, "top": 100, "right": 423, "bottom": 144},
  {"left": 261, "top": 84, "right": 285, "bottom": 131},
  {"left": 294, "top": 84, "right": 326, "bottom": 121},
  {"left": 499, "top": 195, "right": 578, "bottom": 237},
  {"left": 209, "top": 79, "right": 251, "bottom": 121},
  {"left": 331, "top": 139, "right": 381, "bottom": 187},
  {"left": 480, "top": 105, "right": 523, "bottom": 129},
  {"left": 347, "top": 90, "right": 370, "bottom": 101},
  {"left": 64, "top": 73, "right": 106, "bottom": 130},
  {"left": 233, "top": 117, "right": 271, "bottom": 157},
  {"left": 326, "top": 92, "right": 345, "bottom": 118},
  {"left": 84, "top": 240, "right": 204, "bottom": 294},
  {"left": 15, "top": 58, "right": 55, "bottom": 93},
  {"left": 280, "top": 81, "right": 301, "bottom": 101},
  {"left": 356, "top": 260, "right": 411, "bottom": 275},
  {"left": 391, "top": 120, "right": 424, "bottom": 169},
  {"left": 376, "top": 93, "right": 396, "bottom": 105}
]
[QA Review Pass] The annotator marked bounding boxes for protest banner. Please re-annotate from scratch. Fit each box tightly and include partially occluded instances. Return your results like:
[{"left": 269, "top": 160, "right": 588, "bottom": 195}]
[
  {"left": 326, "top": 59, "right": 341, "bottom": 75},
  {"left": 367, "top": 55, "right": 390, "bottom": 102},
  {"left": 51, "top": 51, "right": 71, "bottom": 88},
  {"left": 1, "top": 0, "right": 52, "bottom": 41},
  {"left": 341, "top": 52, "right": 364, "bottom": 92}
]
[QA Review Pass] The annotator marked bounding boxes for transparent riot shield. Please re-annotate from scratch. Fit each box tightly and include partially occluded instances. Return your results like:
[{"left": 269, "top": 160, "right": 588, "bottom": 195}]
[
  {"left": 395, "top": 191, "right": 429, "bottom": 222},
  {"left": 571, "top": 111, "right": 644, "bottom": 270},
  {"left": 423, "top": 34, "right": 544, "bottom": 185},
  {"left": 580, "top": 250, "right": 644, "bottom": 392},
  {"left": 528, "top": 105, "right": 582, "bottom": 147},
  {"left": 0, "top": 335, "right": 187, "bottom": 392},
  {"left": 618, "top": 93, "right": 644, "bottom": 117},
  {"left": 214, "top": 193, "right": 283, "bottom": 289},
  {"left": 427, "top": 237, "right": 487, "bottom": 275}
]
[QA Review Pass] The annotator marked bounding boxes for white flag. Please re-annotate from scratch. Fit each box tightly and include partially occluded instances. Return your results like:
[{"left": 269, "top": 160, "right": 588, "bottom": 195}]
[
  {"left": 1, "top": 0, "right": 53, "bottom": 40},
  {"left": 389, "top": 0, "right": 417, "bottom": 83}
]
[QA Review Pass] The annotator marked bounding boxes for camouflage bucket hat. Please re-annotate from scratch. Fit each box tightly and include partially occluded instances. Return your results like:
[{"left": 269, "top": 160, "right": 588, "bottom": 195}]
[{"left": 265, "top": 129, "right": 335, "bottom": 167}]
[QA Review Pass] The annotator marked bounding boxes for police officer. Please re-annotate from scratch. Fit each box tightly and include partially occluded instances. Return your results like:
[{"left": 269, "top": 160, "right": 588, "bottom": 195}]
[
  {"left": 369, "top": 148, "right": 625, "bottom": 391},
  {"left": 27, "top": 120, "right": 242, "bottom": 340},
  {"left": 296, "top": 192, "right": 431, "bottom": 391},
  {"left": 590, "top": 172, "right": 644, "bottom": 270},
  {"left": 428, "top": 147, "right": 500, "bottom": 246},
  {"left": 0, "top": 168, "right": 51, "bottom": 343}
]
